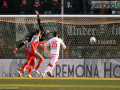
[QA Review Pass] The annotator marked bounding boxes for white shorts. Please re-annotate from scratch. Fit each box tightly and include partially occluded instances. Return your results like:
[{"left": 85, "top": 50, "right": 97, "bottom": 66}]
[{"left": 49, "top": 55, "right": 59, "bottom": 67}]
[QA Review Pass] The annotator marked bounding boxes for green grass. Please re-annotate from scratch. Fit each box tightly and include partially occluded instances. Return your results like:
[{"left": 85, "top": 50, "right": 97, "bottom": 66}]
[{"left": 0, "top": 78, "right": 120, "bottom": 90}]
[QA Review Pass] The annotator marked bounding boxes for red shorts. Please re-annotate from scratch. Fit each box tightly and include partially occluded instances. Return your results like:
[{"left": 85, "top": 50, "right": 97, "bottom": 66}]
[{"left": 26, "top": 47, "right": 42, "bottom": 60}]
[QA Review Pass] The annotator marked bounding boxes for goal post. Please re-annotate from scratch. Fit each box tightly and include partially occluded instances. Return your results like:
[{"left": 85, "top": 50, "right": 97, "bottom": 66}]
[{"left": 0, "top": 15, "right": 120, "bottom": 59}]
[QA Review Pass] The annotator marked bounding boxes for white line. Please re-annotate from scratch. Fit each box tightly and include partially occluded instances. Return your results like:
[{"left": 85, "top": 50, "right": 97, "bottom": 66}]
[
  {"left": 0, "top": 77, "right": 120, "bottom": 80},
  {"left": 0, "top": 84, "right": 120, "bottom": 88}
]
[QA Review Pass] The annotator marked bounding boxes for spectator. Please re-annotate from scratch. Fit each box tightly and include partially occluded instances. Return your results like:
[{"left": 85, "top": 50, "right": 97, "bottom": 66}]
[
  {"left": 33, "top": 0, "right": 44, "bottom": 14},
  {"left": 1, "top": 0, "right": 10, "bottom": 14},
  {"left": 10, "top": 0, "right": 20, "bottom": 14},
  {"left": 64, "top": 0, "right": 73, "bottom": 7},
  {"left": 64, "top": 1, "right": 74, "bottom": 14},
  {"left": 51, "top": 0, "right": 61, "bottom": 14},
  {"left": 19, "top": 0, "right": 28, "bottom": 14},
  {"left": 4, "top": 0, "right": 11, "bottom": 6},
  {"left": 43, "top": 0, "right": 52, "bottom": 14},
  {"left": 26, "top": 0, "right": 34, "bottom": 14}
]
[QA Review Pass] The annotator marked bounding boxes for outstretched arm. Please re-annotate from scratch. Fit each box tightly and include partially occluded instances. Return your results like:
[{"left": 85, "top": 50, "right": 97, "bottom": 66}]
[
  {"left": 35, "top": 10, "right": 50, "bottom": 36},
  {"left": 38, "top": 41, "right": 48, "bottom": 49},
  {"left": 35, "top": 10, "right": 43, "bottom": 30},
  {"left": 39, "top": 41, "right": 48, "bottom": 44},
  {"left": 40, "top": 45, "right": 47, "bottom": 49}
]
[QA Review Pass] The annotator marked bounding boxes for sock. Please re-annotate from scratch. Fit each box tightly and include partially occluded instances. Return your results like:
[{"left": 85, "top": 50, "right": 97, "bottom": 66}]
[
  {"left": 28, "top": 66, "right": 35, "bottom": 75},
  {"left": 29, "top": 69, "right": 32, "bottom": 75},
  {"left": 20, "top": 62, "right": 29, "bottom": 73},
  {"left": 43, "top": 66, "right": 51, "bottom": 75},
  {"left": 26, "top": 66, "right": 34, "bottom": 69},
  {"left": 49, "top": 65, "right": 55, "bottom": 73},
  {"left": 35, "top": 59, "right": 43, "bottom": 70},
  {"left": 17, "top": 42, "right": 25, "bottom": 49}
]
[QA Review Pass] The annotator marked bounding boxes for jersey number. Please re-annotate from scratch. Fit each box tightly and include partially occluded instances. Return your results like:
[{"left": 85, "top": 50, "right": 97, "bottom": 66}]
[{"left": 51, "top": 41, "right": 57, "bottom": 48}]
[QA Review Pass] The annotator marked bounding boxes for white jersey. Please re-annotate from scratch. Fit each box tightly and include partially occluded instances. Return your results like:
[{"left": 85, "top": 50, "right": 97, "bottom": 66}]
[{"left": 44, "top": 37, "right": 66, "bottom": 56}]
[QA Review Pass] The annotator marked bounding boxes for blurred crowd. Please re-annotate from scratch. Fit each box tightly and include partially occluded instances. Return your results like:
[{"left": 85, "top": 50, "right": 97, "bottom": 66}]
[
  {"left": 0, "top": 0, "right": 61, "bottom": 14},
  {"left": 0, "top": 0, "right": 119, "bottom": 15}
]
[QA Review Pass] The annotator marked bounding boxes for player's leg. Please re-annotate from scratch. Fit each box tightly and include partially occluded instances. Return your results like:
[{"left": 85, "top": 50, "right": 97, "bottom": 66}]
[
  {"left": 13, "top": 41, "right": 26, "bottom": 54},
  {"left": 41, "top": 55, "right": 58, "bottom": 78},
  {"left": 23, "top": 57, "right": 35, "bottom": 74},
  {"left": 48, "top": 61, "right": 58, "bottom": 77},
  {"left": 27, "top": 66, "right": 35, "bottom": 78},
  {"left": 18, "top": 59, "right": 31, "bottom": 77},
  {"left": 34, "top": 51, "right": 44, "bottom": 75},
  {"left": 18, "top": 51, "right": 32, "bottom": 77},
  {"left": 13, "top": 36, "right": 30, "bottom": 54},
  {"left": 27, "top": 57, "right": 36, "bottom": 78}
]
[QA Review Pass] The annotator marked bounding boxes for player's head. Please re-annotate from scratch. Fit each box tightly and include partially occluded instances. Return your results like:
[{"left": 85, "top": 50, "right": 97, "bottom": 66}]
[
  {"left": 36, "top": 29, "right": 41, "bottom": 36},
  {"left": 53, "top": 31, "right": 58, "bottom": 37},
  {"left": 45, "top": 30, "right": 50, "bottom": 36}
]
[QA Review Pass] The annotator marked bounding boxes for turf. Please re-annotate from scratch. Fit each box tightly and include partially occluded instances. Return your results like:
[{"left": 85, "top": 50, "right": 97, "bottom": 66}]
[{"left": 0, "top": 78, "right": 120, "bottom": 90}]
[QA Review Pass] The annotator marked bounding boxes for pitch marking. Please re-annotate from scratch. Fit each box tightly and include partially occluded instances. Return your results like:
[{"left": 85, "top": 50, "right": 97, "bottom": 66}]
[
  {"left": 0, "top": 84, "right": 120, "bottom": 88},
  {"left": 0, "top": 77, "right": 120, "bottom": 80}
]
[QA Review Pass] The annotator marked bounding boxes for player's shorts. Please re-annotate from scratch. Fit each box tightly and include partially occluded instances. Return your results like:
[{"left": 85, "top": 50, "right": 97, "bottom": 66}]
[
  {"left": 26, "top": 47, "right": 42, "bottom": 60},
  {"left": 25, "top": 36, "right": 32, "bottom": 42},
  {"left": 49, "top": 55, "right": 59, "bottom": 67}
]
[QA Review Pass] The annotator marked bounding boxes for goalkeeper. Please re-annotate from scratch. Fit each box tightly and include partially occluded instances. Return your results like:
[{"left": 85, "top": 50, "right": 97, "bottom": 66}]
[{"left": 13, "top": 11, "right": 50, "bottom": 54}]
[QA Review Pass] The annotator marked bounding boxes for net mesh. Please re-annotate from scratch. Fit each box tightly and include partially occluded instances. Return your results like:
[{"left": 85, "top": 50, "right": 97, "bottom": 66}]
[{"left": 0, "top": 16, "right": 120, "bottom": 59}]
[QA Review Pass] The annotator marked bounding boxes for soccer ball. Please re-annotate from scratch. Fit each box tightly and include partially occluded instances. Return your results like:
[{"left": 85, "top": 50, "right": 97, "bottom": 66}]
[{"left": 90, "top": 37, "right": 96, "bottom": 43}]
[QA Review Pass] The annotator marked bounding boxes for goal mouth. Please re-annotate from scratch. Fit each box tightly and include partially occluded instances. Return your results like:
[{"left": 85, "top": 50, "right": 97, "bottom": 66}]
[{"left": 0, "top": 15, "right": 120, "bottom": 59}]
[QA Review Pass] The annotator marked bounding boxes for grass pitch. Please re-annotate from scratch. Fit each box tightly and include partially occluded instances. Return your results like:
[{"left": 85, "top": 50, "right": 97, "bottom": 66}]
[{"left": 0, "top": 77, "right": 120, "bottom": 90}]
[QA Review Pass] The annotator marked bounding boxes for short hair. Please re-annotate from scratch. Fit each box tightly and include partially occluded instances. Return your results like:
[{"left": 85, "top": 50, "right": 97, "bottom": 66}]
[
  {"left": 36, "top": 29, "right": 41, "bottom": 34},
  {"left": 53, "top": 31, "right": 58, "bottom": 37}
]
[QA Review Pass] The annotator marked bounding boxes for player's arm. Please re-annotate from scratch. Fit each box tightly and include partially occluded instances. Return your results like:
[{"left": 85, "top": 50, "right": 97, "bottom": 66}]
[
  {"left": 60, "top": 39, "right": 66, "bottom": 49},
  {"left": 35, "top": 11, "right": 50, "bottom": 36},
  {"left": 44, "top": 40, "right": 50, "bottom": 48},
  {"left": 38, "top": 44, "right": 47, "bottom": 49},
  {"left": 39, "top": 41, "right": 48, "bottom": 44},
  {"left": 38, "top": 41, "right": 48, "bottom": 49},
  {"left": 35, "top": 10, "right": 43, "bottom": 30}
]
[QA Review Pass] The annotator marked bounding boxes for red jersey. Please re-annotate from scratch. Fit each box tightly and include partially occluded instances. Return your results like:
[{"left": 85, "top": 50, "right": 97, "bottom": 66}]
[{"left": 30, "top": 35, "right": 39, "bottom": 51}]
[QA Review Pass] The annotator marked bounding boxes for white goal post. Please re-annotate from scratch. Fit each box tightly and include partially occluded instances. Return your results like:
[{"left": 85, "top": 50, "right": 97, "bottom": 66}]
[{"left": 0, "top": 15, "right": 120, "bottom": 17}]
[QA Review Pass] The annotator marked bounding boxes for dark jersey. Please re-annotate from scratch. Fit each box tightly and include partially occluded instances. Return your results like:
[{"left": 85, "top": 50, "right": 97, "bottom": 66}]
[
  {"left": 25, "top": 14, "right": 46, "bottom": 42},
  {"left": 37, "top": 16, "right": 46, "bottom": 42},
  {"left": 39, "top": 30, "right": 46, "bottom": 41},
  {"left": 25, "top": 30, "right": 46, "bottom": 42},
  {"left": 25, "top": 32, "right": 36, "bottom": 42},
  {"left": 16, "top": 12, "right": 47, "bottom": 50}
]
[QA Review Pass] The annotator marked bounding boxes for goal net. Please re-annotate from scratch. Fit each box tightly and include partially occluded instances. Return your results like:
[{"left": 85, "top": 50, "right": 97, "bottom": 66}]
[{"left": 0, "top": 15, "right": 120, "bottom": 59}]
